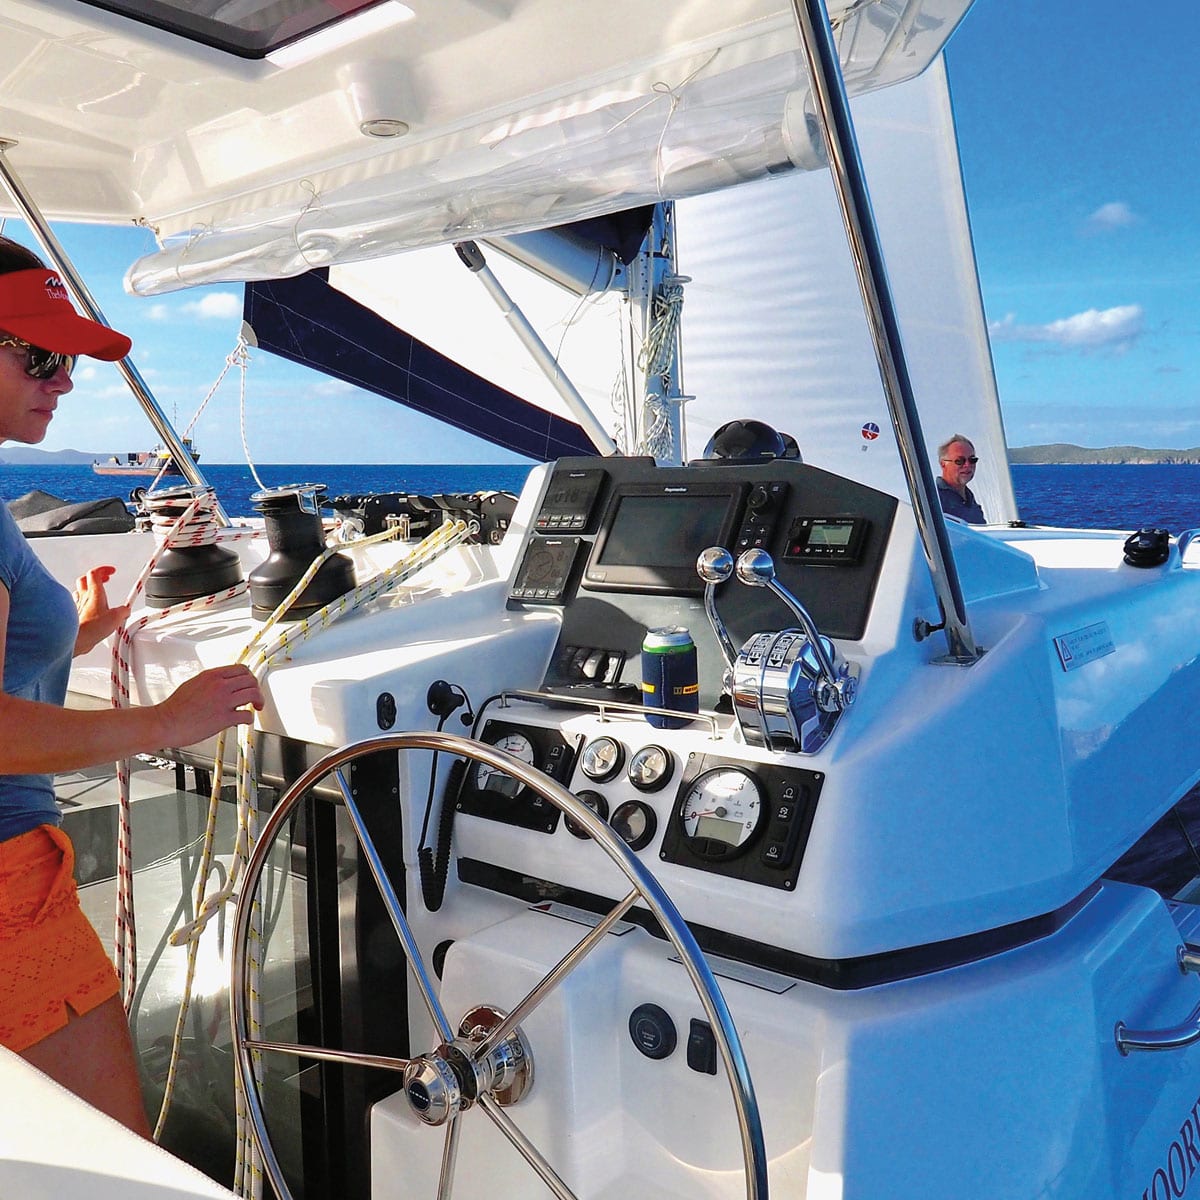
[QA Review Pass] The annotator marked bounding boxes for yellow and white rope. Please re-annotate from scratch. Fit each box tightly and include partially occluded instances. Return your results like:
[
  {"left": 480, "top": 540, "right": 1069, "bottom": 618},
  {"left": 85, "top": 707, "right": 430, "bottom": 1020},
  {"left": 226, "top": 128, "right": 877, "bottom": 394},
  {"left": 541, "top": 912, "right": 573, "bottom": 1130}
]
[{"left": 125, "top": 515, "right": 473, "bottom": 1188}]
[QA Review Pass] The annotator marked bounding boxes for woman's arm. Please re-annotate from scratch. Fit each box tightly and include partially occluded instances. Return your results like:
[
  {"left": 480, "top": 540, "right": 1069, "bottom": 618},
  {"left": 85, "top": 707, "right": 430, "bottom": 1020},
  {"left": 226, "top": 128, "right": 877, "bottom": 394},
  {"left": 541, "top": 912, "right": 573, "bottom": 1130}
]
[{"left": 0, "top": 583, "right": 263, "bottom": 775}]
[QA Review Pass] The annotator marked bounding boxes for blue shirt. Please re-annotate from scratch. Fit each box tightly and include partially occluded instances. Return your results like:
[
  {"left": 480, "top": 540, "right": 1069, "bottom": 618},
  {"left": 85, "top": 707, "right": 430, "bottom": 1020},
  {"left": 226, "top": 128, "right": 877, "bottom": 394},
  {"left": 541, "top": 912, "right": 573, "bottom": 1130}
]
[
  {"left": 937, "top": 477, "right": 986, "bottom": 524},
  {"left": 0, "top": 499, "right": 78, "bottom": 841}
]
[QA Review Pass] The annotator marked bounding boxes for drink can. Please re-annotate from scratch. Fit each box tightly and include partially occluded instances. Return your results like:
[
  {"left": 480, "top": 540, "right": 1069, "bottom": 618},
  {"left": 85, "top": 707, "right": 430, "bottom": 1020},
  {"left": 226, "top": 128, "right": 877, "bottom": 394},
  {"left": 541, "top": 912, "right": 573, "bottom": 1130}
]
[{"left": 641, "top": 627, "right": 699, "bottom": 729}]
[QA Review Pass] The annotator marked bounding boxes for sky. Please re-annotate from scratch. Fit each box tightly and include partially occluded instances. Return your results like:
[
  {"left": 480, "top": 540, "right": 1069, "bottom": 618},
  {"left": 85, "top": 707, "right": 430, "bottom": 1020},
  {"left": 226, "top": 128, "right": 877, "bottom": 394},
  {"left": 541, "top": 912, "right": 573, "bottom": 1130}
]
[{"left": 3, "top": 0, "right": 1197, "bottom": 462}]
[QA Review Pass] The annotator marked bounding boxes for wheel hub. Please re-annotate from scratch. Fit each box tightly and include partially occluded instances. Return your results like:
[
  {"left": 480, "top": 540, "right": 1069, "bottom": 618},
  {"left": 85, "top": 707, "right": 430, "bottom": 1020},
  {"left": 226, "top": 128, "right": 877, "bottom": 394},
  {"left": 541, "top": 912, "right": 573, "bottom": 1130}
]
[{"left": 402, "top": 1005, "right": 533, "bottom": 1127}]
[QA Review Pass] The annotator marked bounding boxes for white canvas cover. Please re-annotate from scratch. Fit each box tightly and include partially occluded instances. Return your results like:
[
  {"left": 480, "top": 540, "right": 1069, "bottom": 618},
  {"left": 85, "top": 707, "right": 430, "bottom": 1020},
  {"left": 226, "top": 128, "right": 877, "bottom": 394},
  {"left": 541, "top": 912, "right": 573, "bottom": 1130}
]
[{"left": 326, "top": 58, "right": 1015, "bottom": 519}]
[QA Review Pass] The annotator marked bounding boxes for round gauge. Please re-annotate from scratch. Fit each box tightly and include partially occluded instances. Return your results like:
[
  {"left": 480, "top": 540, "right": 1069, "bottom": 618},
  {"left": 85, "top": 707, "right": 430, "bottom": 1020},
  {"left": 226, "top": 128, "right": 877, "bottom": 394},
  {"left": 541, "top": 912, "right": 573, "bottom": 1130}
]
[
  {"left": 679, "top": 768, "right": 765, "bottom": 859},
  {"left": 565, "top": 789, "right": 610, "bottom": 840},
  {"left": 610, "top": 800, "right": 658, "bottom": 852},
  {"left": 473, "top": 730, "right": 536, "bottom": 799},
  {"left": 580, "top": 736, "right": 624, "bottom": 783},
  {"left": 627, "top": 745, "right": 674, "bottom": 793}
]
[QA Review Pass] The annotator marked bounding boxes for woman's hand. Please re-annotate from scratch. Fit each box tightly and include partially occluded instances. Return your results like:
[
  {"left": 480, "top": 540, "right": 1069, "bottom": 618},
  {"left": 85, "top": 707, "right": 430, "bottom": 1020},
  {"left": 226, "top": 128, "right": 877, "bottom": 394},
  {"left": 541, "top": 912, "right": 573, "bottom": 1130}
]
[
  {"left": 73, "top": 565, "right": 131, "bottom": 656},
  {"left": 155, "top": 665, "right": 265, "bottom": 747}
]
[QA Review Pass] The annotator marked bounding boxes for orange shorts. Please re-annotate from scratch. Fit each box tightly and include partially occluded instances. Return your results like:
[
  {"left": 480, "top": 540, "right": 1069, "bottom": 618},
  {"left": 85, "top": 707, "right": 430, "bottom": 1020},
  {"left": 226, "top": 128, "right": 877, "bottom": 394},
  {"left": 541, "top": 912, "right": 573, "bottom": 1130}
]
[{"left": 0, "top": 824, "right": 120, "bottom": 1052}]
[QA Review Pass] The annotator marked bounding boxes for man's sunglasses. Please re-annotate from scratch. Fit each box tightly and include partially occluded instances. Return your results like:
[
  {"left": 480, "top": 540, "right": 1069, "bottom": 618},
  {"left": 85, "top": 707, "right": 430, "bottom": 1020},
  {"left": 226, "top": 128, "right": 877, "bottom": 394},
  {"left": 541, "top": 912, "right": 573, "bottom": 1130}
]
[
  {"left": 0, "top": 335, "right": 76, "bottom": 380},
  {"left": 942, "top": 455, "right": 979, "bottom": 466}
]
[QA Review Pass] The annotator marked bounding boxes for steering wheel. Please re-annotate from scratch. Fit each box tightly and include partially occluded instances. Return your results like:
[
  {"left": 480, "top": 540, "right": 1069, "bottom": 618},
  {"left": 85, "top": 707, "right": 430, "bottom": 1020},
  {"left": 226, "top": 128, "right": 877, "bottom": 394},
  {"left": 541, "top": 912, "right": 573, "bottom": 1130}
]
[{"left": 230, "top": 731, "right": 767, "bottom": 1199}]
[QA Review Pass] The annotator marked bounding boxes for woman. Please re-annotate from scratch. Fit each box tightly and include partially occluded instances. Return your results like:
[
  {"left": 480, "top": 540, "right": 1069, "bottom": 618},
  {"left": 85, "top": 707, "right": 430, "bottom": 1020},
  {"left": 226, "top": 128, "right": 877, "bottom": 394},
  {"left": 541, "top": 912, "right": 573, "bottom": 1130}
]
[{"left": 0, "top": 234, "right": 263, "bottom": 1134}]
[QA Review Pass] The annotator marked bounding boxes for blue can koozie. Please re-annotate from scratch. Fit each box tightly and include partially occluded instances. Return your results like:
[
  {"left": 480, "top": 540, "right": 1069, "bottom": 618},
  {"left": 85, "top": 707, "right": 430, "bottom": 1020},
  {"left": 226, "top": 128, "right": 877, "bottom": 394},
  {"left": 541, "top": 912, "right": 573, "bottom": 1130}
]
[{"left": 641, "top": 627, "right": 699, "bottom": 729}]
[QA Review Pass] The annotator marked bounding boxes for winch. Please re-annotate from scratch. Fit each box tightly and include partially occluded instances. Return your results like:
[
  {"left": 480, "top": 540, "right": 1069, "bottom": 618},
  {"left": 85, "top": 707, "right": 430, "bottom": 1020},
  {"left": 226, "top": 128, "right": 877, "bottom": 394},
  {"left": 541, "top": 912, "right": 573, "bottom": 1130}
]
[
  {"left": 248, "top": 484, "right": 355, "bottom": 620},
  {"left": 142, "top": 484, "right": 243, "bottom": 609}
]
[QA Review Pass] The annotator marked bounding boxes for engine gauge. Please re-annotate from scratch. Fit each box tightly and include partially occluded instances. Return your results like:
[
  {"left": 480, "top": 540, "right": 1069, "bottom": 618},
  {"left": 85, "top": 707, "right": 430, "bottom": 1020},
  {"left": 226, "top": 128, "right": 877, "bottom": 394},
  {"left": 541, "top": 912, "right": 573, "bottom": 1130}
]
[
  {"left": 472, "top": 730, "right": 536, "bottom": 799},
  {"left": 627, "top": 745, "right": 674, "bottom": 792},
  {"left": 579, "top": 736, "right": 624, "bottom": 783},
  {"left": 610, "top": 800, "right": 658, "bottom": 852},
  {"left": 565, "top": 789, "right": 610, "bottom": 839},
  {"left": 679, "top": 768, "right": 764, "bottom": 860}
]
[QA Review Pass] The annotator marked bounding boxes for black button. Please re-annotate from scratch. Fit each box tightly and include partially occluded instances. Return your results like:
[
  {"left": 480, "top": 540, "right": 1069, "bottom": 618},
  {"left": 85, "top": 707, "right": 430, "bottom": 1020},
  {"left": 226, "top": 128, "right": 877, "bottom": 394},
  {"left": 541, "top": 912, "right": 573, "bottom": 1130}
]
[
  {"left": 761, "top": 840, "right": 788, "bottom": 867},
  {"left": 629, "top": 1003, "right": 676, "bottom": 1060},
  {"left": 687, "top": 1019, "right": 718, "bottom": 1075}
]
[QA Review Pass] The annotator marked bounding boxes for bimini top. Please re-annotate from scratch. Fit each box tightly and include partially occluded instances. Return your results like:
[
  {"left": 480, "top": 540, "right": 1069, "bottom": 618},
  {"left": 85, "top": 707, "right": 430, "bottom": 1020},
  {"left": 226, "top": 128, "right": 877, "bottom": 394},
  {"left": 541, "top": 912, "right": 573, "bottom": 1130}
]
[{"left": 0, "top": 0, "right": 971, "bottom": 293}]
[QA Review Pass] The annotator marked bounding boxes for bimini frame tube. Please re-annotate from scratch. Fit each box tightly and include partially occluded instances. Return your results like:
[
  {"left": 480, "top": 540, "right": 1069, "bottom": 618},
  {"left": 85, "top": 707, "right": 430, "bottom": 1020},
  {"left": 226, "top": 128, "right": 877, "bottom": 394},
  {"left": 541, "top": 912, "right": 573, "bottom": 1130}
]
[
  {"left": 0, "top": 141, "right": 226, "bottom": 521},
  {"left": 785, "top": 0, "right": 981, "bottom": 663},
  {"left": 454, "top": 239, "right": 619, "bottom": 457}
]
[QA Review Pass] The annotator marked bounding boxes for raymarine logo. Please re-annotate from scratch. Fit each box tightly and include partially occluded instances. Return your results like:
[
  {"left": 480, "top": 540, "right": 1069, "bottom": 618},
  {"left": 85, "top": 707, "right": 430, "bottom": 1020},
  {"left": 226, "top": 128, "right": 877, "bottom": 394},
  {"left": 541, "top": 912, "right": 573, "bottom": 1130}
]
[
  {"left": 43, "top": 274, "right": 68, "bottom": 300},
  {"left": 664, "top": 487, "right": 688, "bottom": 494}
]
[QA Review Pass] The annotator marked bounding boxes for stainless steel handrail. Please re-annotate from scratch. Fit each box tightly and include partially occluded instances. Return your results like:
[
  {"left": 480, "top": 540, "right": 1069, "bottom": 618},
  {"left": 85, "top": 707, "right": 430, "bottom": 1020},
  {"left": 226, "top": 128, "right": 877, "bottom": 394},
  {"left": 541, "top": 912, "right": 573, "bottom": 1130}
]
[
  {"left": 496, "top": 688, "right": 723, "bottom": 738},
  {"left": 785, "top": 0, "right": 981, "bottom": 663},
  {"left": 0, "top": 140, "right": 226, "bottom": 522},
  {"left": 1115, "top": 946, "right": 1200, "bottom": 1054}
]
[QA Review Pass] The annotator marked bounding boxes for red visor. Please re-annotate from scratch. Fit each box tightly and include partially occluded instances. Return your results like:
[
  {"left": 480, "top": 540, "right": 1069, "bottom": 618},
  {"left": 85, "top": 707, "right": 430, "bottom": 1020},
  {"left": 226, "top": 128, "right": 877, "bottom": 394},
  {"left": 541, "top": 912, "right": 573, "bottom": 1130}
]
[{"left": 0, "top": 269, "right": 131, "bottom": 360}]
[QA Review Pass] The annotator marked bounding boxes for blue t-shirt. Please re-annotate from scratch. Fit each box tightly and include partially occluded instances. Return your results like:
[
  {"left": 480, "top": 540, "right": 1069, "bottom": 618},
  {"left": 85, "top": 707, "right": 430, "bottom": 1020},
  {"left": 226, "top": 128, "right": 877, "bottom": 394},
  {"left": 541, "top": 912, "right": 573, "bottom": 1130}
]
[{"left": 0, "top": 500, "right": 78, "bottom": 841}]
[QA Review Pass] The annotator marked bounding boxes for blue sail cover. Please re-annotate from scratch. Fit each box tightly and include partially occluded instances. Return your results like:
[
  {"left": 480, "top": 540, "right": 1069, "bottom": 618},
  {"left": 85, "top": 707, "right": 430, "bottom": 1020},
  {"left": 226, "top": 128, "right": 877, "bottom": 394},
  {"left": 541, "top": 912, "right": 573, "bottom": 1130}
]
[{"left": 244, "top": 270, "right": 597, "bottom": 462}]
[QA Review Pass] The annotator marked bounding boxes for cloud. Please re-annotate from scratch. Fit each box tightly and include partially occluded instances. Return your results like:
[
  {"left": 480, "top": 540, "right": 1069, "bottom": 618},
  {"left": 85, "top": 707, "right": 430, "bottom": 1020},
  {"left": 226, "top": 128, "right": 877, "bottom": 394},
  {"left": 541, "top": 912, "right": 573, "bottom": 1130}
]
[
  {"left": 989, "top": 305, "right": 1144, "bottom": 352},
  {"left": 143, "top": 292, "right": 242, "bottom": 321},
  {"left": 1083, "top": 201, "right": 1137, "bottom": 234},
  {"left": 182, "top": 293, "right": 242, "bottom": 320}
]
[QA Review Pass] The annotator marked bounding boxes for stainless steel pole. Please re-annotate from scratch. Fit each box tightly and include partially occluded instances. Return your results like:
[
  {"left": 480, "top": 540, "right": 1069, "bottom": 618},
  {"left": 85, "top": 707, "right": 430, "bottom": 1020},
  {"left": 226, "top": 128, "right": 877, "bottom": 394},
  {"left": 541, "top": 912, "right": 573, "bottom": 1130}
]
[
  {"left": 0, "top": 141, "right": 226, "bottom": 521},
  {"left": 785, "top": 2, "right": 981, "bottom": 662},
  {"left": 454, "top": 240, "right": 619, "bottom": 457}
]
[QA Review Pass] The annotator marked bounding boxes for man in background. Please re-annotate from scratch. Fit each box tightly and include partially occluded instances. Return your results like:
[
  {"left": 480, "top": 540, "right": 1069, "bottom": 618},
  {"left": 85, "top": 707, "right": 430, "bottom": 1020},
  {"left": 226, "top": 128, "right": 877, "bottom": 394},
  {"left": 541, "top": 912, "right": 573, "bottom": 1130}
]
[{"left": 937, "top": 435, "right": 986, "bottom": 523}]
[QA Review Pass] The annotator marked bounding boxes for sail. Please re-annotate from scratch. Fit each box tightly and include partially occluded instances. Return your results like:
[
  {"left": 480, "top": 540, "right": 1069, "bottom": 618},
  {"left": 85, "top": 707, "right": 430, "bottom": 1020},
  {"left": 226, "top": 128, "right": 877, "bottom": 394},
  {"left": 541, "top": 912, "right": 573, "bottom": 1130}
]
[
  {"left": 679, "top": 56, "right": 1017, "bottom": 521},
  {"left": 247, "top": 57, "right": 1013, "bottom": 515}
]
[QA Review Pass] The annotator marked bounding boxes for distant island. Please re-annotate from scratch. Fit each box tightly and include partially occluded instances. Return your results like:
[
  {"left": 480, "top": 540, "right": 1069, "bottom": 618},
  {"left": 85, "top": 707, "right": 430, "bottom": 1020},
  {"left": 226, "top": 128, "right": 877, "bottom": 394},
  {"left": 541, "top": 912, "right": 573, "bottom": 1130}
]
[
  {"left": 0, "top": 447, "right": 103, "bottom": 465},
  {"left": 1010, "top": 443, "right": 1200, "bottom": 465}
]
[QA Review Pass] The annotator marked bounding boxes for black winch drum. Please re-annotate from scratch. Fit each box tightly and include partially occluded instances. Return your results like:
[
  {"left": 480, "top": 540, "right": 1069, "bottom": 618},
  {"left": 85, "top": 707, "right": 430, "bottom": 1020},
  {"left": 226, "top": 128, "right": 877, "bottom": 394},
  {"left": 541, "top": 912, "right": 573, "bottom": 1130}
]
[
  {"left": 143, "top": 484, "right": 244, "bottom": 609},
  {"left": 248, "top": 483, "right": 355, "bottom": 620}
]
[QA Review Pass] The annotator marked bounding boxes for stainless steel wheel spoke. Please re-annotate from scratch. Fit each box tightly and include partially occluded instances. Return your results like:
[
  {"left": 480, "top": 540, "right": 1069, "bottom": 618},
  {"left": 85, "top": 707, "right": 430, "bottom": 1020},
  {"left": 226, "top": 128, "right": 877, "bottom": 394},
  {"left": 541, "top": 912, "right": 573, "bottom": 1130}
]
[
  {"left": 479, "top": 1093, "right": 580, "bottom": 1200},
  {"left": 435, "top": 1114, "right": 462, "bottom": 1200},
  {"left": 244, "top": 1037, "right": 411, "bottom": 1072},
  {"left": 473, "top": 888, "right": 640, "bottom": 1064},
  {"left": 334, "top": 765, "right": 455, "bottom": 1043},
  {"left": 233, "top": 732, "right": 766, "bottom": 1200}
]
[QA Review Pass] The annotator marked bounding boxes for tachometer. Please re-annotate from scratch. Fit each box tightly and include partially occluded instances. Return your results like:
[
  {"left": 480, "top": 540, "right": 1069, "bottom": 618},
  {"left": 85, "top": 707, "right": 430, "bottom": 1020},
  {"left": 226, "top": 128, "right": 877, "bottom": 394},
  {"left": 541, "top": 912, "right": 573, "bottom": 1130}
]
[
  {"left": 678, "top": 768, "right": 764, "bottom": 860},
  {"left": 473, "top": 730, "right": 536, "bottom": 798}
]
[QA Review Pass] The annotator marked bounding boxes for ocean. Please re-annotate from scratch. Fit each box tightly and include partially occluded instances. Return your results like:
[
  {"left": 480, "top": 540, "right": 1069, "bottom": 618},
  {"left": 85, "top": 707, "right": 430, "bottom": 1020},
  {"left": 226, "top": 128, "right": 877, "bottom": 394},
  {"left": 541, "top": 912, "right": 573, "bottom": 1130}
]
[{"left": 3, "top": 461, "right": 1200, "bottom": 532}]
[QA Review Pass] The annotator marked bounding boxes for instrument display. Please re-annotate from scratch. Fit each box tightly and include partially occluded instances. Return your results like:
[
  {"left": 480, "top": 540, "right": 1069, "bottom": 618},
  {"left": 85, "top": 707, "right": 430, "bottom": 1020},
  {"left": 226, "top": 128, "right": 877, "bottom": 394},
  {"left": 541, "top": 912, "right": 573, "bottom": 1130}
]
[
  {"left": 511, "top": 537, "right": 580, "bottom": 603},
  {"left": 584, "top": 481, "right": 746, "bottom": 596},
  {"left": 628, "top": 745, "right": 674, "bottom": 792},
  {"left": 783, "top": 516, "right": 870, "bottom": 565},
  {"left": 579, "top": 736, "right": 624, "bottom": 782},
  {"left": 679, "top": 768, "right": 765, "bottom": 859},
  {"left": 456, "top": 720, "right": 581, "bottom": 834},
  {"left": 661, "top": 753, "right": 823, "bottom": 890}
]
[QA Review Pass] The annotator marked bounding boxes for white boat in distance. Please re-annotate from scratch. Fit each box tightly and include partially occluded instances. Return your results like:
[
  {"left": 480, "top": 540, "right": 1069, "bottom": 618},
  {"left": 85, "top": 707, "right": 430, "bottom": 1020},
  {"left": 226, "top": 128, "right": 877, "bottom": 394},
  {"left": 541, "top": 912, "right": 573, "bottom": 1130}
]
[{"left": 1, "top": 3, "right": 1198, "bottom": 1200}]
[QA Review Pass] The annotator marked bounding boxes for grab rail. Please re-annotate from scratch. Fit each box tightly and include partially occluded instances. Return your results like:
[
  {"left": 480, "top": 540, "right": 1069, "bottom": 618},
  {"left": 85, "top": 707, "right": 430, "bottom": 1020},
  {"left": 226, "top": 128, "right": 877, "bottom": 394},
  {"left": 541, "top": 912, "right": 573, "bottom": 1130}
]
[{"left": 1115, "top": 946, "right": 1200, "bottom": 1054}]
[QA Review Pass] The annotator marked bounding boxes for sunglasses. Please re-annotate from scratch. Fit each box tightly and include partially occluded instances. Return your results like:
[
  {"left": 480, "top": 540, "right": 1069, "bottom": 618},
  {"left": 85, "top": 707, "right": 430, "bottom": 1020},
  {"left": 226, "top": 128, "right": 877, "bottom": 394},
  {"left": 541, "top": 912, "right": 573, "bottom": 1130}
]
[
  {"left": 0, "top": 335, "right": 76, "bottom": 380},
  {"left": 943, "top": 456, "right": 979, "bottom": 466}
]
